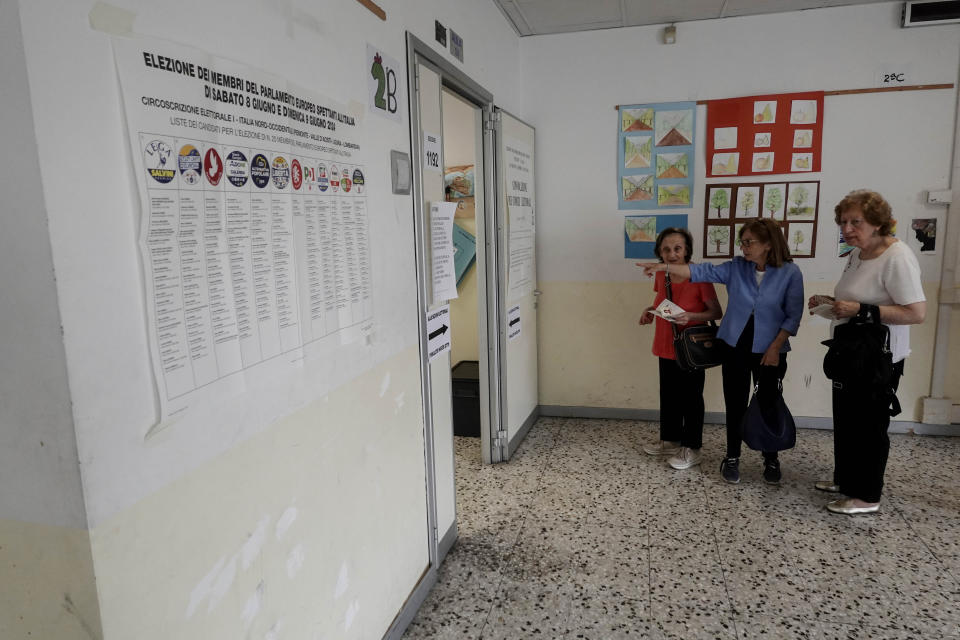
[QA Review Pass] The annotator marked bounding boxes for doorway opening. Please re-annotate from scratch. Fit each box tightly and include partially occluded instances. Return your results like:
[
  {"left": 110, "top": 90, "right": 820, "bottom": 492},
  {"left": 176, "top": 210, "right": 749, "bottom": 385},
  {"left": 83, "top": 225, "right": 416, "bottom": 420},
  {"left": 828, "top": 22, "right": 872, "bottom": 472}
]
[{"left": 443, "top": 88, "right": 485, "bottom": 469}]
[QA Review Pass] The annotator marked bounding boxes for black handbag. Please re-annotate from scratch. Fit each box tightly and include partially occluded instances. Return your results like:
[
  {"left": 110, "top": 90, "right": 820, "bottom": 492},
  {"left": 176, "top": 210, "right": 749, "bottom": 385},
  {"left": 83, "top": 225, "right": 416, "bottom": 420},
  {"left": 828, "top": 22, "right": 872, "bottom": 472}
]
[
  {"left": 821, "top": 304, "right": 901, "bottom": 416},
  {"left": 664, "top": 274, "right": 725, "bottom": 372},
  {"left": 741, "top": 380, "right": 796, "bottom": 452},
  {"left": 822, "top": 304, "right": 893, "bottom": 389}
]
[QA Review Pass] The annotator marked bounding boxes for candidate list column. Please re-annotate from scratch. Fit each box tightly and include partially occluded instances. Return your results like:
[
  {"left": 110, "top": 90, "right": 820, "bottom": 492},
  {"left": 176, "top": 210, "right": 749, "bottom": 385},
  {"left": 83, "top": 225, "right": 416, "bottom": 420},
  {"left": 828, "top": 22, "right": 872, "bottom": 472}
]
[
  {"left": 202, "top": 145, "right": 243, "bottom": 377},
  {"left": 224, "top": 148, "right": 262, "bottom": 367},
  {"left": 317, "top": 161, "right": 340, "bottom": 336},
  {"left": 175, "top": 141, "right": 219, "bottom": 389},
  {"left": 350, "top": 166, "right": 373, "bottom": 322},
  {"left": 141, "top": 135, "right": 195, "bottom": 399},
  {"left": 250, "top": 152, "right": 280, "bottom": 360},
  {"left": 270, "top": 153, "right": 301, "bottom": 353}
]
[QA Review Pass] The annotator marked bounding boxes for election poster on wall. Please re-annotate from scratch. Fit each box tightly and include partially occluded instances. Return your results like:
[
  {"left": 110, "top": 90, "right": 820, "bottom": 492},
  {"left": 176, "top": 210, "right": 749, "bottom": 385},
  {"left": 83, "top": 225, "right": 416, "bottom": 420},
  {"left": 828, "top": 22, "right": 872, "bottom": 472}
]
[{"left": 114, "top": 36, "right": 373, "bottom": 422}]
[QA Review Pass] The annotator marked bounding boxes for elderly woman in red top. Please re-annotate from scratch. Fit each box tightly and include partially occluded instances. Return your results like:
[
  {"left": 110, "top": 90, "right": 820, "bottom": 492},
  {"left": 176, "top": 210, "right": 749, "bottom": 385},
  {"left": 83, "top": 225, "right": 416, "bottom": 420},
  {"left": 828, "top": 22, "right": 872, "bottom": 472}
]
[{"left": 640, "top": 228, "right": 722, "bottom": 470}]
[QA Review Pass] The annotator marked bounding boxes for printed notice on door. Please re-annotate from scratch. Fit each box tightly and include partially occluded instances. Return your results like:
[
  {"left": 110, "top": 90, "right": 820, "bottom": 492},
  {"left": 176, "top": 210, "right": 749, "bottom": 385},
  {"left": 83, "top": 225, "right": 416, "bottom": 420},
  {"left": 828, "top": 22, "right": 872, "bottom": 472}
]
[
  {"left": 505, "top": 137, "right": 535, "bottom": 301},
  {"left": 430, "top": 201, "right": 458, "bottom": 303},
  {"left": 115, "top": 36, "right": 373, "bottom": 423}
]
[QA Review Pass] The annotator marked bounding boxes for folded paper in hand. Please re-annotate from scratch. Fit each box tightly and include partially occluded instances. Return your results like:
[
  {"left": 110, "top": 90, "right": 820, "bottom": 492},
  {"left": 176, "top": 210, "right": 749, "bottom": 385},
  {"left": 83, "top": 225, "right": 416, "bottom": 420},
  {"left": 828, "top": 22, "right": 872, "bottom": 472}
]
[
  {"left": 810, "top": 304, "right": 835, "bottom": 319},
  {"left": 653, "top": 299, "right": 686, "bottom": 322}
]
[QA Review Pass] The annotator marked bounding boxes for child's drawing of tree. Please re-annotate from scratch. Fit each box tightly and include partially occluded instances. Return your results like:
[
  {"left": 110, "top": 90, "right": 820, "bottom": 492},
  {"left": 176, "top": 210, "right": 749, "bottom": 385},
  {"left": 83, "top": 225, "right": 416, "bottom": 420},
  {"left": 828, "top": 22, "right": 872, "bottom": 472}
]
[
  {"left": 708, "top": 226, "right": 730, "bottom": 254},
  {"left": 764, "top": 188, "right": 783, "bottom": 217},
  {"left": 740, "top": 191, "right": 756, "bottom": 217},
  {"left": 791, "top": 228, "right": 805, "bottom": 252},
  {"left": 789, "top": 185, "right": 809, "bottom": 215},
  {"left": 710, "top": 189, "right": 730, "bottom": 218}
]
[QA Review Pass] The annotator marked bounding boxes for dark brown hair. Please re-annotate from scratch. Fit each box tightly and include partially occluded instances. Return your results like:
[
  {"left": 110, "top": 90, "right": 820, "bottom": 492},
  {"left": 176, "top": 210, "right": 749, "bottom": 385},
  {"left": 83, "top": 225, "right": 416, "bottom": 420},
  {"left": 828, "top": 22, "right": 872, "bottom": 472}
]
[
  {"left": 654, "top": 227, "right": 694, "bottom": 263},
  {"left": 834, "top": 189, "right": 895, "bottom": 236},
  {"left": 738, "top": 218, "right": 792, "bottom": 267}
]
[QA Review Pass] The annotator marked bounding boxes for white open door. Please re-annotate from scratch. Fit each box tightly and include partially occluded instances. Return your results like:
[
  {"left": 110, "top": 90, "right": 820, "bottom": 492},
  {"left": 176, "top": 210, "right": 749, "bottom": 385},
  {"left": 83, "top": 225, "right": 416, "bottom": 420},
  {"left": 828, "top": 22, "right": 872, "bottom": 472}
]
[
  {"left": 413, "top": 58, "right": 458, "bottom": 550},
  {"left": 493, "top": 109, "right": 539, "bottom": 459}
]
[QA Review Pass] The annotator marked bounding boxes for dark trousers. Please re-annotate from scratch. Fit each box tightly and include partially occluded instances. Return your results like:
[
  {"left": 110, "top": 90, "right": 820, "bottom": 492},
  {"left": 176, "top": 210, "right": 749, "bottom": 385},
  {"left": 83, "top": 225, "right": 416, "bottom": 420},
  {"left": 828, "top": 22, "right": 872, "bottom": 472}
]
[
  {"left": 721, "top": 318, "right": 786, "bottom": 460},
  {"left": 832, "top": 360, "right": 905, "bottom": 503},
  {"left": 658, "top": 357, "right": 705, "bottom": 449}
]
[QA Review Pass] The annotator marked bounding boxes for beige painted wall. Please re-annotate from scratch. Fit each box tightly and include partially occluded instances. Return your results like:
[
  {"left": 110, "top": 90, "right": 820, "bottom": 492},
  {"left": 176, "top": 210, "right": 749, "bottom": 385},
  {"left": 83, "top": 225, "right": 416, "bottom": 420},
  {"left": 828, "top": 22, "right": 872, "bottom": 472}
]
[
  {"left": 524, "top": 5, "right": 959, "bottom": 425},
  {"left": 11, "top": 0, "right": 524, "bottom": 637},
  {"left": 89, "top": 350, "right": 428, "bottom": 640},
  {"left": 945, "top": 308, "right": 960, "bottom": 403},
  {"left": 538, "top": 280, "right": 942, "bottom": 422}
]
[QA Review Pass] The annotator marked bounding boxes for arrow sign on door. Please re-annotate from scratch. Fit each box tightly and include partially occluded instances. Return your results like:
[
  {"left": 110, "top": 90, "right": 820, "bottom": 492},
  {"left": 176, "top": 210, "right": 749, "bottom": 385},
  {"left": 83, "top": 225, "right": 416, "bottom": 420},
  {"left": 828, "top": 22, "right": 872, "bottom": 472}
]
[
  {"left": 507, "top": 305, "right": 521, "bottom": 341},
  {"left": 426, "top": 305, "right": 451, "bottom": 362}
]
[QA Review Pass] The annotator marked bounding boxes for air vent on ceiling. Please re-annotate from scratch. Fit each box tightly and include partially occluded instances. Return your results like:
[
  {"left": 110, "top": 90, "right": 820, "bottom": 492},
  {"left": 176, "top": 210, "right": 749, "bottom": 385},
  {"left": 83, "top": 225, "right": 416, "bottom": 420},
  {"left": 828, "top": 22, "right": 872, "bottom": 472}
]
[{"left": 902, "top": 0, "right": 960, "bottom": 26}]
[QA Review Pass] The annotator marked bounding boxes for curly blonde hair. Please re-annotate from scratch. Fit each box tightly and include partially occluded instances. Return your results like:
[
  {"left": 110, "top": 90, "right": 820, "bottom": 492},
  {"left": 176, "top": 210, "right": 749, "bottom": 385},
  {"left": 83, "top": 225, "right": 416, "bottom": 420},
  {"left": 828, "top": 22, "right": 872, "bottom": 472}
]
[{"left": 834, "top": 190, "right": 895, "bottom": 236}]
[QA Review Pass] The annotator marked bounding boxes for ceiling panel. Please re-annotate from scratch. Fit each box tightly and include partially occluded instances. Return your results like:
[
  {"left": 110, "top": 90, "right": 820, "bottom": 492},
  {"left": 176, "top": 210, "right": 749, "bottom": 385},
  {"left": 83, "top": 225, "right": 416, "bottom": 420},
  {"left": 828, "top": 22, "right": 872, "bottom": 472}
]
[
  {"left": 722, "top": 0, "right": 838, "bottom": 17},
  {"left": 623, "top": 0, "right": 727, "bottom": 26},
  {"left": 492, "top": 0, "right": 896, "bottom": 35},
  {"left": 515, "top": 0, "right": 624, "bottom": 30}
]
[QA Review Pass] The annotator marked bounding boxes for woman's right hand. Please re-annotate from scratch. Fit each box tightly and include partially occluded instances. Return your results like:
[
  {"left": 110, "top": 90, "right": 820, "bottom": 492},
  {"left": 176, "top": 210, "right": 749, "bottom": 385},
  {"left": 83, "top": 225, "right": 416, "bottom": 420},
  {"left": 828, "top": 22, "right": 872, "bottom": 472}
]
[
  {"left": 636, "top": 262, "right": 662, "bottom": 278},
  {"left": 639, "top": 307, "right": 655, "bottom": 325}
]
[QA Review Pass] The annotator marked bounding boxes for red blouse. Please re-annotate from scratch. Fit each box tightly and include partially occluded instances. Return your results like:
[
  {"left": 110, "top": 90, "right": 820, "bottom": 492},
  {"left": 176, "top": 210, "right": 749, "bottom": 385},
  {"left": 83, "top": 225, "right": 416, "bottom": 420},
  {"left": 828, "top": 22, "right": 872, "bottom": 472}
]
[{"left": 651, "top": 269, "right": 719, "bottom": 359}]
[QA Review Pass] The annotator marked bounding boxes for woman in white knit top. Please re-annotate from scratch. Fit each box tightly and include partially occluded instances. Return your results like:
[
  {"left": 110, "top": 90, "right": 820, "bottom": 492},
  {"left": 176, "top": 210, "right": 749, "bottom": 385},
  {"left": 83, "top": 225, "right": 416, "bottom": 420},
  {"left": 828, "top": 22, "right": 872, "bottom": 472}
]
[{"left": 808, "top": 190, "right": 926, "bottom": 515}]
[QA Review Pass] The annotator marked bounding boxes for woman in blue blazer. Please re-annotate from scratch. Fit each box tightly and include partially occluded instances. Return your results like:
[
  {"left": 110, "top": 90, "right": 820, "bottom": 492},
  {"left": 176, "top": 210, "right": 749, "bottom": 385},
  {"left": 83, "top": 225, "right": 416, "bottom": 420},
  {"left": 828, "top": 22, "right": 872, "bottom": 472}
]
[{"left": 641, "top": 218, "right": 804, "bottom": 484}]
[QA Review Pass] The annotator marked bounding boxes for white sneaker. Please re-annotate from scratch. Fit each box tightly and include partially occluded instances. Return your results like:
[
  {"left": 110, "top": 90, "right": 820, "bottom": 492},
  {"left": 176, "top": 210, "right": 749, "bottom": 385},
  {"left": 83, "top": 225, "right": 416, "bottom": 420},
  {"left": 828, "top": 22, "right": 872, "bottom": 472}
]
[
  {"left": 668, "top": 447, "right": 702, "bottom": 470},
  {"left": 643, "top": 440, "right": 680, "bottom": 456}
]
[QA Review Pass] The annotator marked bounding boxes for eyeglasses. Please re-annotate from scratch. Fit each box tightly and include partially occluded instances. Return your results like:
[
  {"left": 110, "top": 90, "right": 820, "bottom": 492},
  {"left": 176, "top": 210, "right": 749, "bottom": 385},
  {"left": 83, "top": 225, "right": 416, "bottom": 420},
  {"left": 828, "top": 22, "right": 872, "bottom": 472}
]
[{"left": 738, "top": 239, "right": 757, "bottom": 247}]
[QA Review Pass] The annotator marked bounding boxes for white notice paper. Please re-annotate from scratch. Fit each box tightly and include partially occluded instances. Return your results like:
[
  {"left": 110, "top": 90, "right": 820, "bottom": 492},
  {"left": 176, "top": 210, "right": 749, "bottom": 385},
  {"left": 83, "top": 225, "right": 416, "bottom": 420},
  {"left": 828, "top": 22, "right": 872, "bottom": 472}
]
[
  {"left": 507, "top": 305, "right": 521, "bottom": 341},
  {"left": 431, "top": 201, "right": 458, "bottom": 303},
  {"left": 423, "top": 131, "right": 442, "bottom": 174},
  {"left": 505, "top": 137, "right": 535, "bottom": 301},
  {"left": 426, "top": 305, "right": 451, "bottom": 362}
]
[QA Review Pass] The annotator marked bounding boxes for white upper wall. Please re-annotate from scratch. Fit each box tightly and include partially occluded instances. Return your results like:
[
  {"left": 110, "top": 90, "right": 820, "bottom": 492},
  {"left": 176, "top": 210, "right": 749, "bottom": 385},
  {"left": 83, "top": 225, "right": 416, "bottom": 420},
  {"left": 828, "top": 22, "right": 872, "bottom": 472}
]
[
  {"left": 0, "top": 0, "right": 86, "bottom": 528},
  {"left": 15, "top": 0, "right": 521, "bottom": 527},
  {"left": 522, "top": 2, "right": 959, "bottom": 283}
]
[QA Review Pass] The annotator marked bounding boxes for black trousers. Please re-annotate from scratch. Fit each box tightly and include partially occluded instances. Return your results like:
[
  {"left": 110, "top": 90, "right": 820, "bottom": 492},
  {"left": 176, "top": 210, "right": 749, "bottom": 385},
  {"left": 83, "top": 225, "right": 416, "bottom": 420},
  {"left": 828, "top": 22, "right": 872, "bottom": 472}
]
[
  {"left": 658, "top": 357, "right": 705, "bottom": 449},
  {"left": 832, "top": 360, "right": 905, "bottom": 503},
  {"left": 721, "top": 318, "right": 786, "bottom": 460}
]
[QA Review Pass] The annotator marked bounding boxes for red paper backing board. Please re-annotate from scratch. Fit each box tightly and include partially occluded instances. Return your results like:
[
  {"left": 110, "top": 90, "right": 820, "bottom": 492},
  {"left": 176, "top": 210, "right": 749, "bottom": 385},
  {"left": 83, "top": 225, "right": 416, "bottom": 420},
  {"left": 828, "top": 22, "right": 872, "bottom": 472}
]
[{"left": 706, "top": 91, "right": 823, "bottom": 177}]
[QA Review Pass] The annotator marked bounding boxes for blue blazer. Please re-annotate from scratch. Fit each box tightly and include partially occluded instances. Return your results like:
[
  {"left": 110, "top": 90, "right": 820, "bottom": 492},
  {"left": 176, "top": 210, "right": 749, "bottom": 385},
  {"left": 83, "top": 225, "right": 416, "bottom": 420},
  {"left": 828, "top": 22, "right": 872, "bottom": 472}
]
[{"left": 689, "top": 258, "right": 804, "bottom": 353}]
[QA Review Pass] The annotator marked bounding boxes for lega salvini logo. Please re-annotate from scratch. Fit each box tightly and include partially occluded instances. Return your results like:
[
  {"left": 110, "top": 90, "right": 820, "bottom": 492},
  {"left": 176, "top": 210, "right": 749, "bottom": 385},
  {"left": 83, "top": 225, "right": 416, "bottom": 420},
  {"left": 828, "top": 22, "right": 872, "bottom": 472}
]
[{"left": 145, "top": 140, "right": 175, "bottom": 184}]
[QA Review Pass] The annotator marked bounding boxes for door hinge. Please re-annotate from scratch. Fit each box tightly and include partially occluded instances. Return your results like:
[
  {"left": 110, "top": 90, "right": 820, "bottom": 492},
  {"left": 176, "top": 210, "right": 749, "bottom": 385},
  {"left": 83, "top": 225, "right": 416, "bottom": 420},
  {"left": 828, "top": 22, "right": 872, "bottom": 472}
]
[
  {"left": 483, "top": 109, "right": 501, "bottom": 132},
  {"left": 494, "top": 429, "right": 508, "bottom": 448}
]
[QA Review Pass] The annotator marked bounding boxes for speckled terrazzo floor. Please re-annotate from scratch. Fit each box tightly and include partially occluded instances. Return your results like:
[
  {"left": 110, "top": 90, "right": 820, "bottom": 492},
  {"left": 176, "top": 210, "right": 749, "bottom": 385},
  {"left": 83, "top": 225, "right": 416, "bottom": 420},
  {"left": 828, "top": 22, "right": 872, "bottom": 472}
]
[{"left": 402, "top": 418, "right": 960, "bottom": 639}]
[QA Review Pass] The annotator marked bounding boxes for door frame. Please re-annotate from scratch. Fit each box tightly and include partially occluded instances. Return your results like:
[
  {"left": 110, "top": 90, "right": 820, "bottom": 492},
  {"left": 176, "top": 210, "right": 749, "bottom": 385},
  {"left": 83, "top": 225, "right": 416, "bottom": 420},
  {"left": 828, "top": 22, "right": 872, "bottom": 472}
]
[{"left": 405, "top": 30, "right": 503, "bottom": 551}]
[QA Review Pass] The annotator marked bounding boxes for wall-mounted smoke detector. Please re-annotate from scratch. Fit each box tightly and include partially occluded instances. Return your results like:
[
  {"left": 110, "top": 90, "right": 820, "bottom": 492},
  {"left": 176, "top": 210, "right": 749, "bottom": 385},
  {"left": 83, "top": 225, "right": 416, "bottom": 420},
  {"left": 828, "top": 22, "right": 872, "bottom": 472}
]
[{"left": 663, "top": 24, "right": 677, "bottom": 44}]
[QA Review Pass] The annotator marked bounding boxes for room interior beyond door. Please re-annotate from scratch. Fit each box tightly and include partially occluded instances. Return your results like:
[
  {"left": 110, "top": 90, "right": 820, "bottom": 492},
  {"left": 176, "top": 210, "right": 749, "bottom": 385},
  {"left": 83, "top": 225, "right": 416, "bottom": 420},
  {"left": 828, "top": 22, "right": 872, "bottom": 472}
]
[{"left": 443, "top": 88, "right": 490, "bottom": 470}]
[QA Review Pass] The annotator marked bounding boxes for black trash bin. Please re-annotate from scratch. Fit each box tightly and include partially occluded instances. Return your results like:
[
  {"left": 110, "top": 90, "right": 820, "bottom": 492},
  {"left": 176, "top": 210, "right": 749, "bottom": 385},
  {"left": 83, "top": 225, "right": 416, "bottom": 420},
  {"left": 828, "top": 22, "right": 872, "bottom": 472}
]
[{"left": 451, "top": 360, "right": 481, "bottom": 437}]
